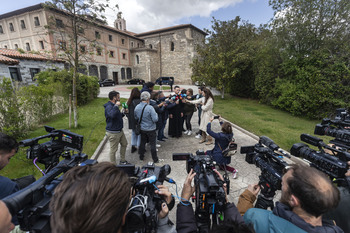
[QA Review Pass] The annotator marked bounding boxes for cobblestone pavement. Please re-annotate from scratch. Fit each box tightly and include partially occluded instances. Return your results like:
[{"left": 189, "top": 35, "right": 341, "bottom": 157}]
[{"left": 94, "top": 85, "right": 281, "bottom": 223}]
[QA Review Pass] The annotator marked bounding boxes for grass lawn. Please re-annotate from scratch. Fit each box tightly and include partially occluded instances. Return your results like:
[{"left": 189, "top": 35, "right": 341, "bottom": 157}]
[
  {"left": 126, "top": 85, "right": 171, "bottom": 91},
  {"left": 0, "top": 97, "right": 127, "bottom": 179},
  {"left": 213, "top": 96, "right": 327, "bottom": 151}
]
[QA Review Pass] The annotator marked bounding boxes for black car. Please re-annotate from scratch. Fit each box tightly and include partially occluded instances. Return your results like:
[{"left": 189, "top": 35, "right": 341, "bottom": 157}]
[
  {"left": 99, "top": 79, "right": 115, "bottom": 87},
  {"left": 127, "top": 79, "right": 145, "bottom": 85},
  {"left": 155, "top": 77, "right": 174, "bottom": 85}
]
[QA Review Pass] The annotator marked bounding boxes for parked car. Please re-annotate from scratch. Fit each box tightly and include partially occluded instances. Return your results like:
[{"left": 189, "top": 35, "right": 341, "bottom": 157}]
[
  {"left": 127, "top": 78, "right": 145, "bottom": 85},
  {"left": 99, "top": 79, "right": 115, "bottom": 87},
  {"left": 195, "top": 80, "right": 206, "bottom": 86},
  {"left": 155, "top": 77, "right": 174, "bottom": 85}
]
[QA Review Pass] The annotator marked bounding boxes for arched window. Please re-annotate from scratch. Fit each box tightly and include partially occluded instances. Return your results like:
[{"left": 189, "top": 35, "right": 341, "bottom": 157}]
[
  {"left": 126, "top": 68, "right": 132, "bottom": 79},
  {"left": 89, "top": 65, "right": 98, "bottom": 78},
  {"left": 100, "top": 66, "right": 108, "bottom": 80},
  {"left": 136, "top": 55, "right": 139, "bottom": 64},
  {"left": 170, "top": 42, "right": 174, "bottom": 51},
  {"left": 121, "top": 68, "right": 125, "bottom": 79},
  {"left": 149, "top": 44, "right": 153, "bottom": 49}
]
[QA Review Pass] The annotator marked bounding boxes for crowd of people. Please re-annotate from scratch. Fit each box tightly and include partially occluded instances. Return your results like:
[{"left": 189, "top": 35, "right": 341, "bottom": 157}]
[{"left": 0, "top": 82, "right": 349, "bottom": 233}]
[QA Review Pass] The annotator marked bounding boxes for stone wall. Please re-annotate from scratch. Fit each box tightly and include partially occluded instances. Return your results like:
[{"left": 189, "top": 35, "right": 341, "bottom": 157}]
[
  {"left": 131, "top": 48, "right": 159, "bottom": 82},
  {"left": 142, "top": 27, "right": 205, "bottom": 84},
  {"left": 0, "top": 59, "right": 64, "bottom": 85}
]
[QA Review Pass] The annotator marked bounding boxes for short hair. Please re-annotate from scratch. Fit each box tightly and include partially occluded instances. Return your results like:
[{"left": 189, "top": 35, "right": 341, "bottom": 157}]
[
  {"left": 146, "top": 82, "right": 155, "bottom": 88},
  {"left": 198, "top": 86, "right": 205, "bottom": 91},
  {"left": 221, "top": 122, "right": 232, "bottom": 134},
  {"left": 187, "top": 88, "right": 193, "bottom": 96},
  {"left": 174, "top": 85, "right": 180, "bottom": 90},
  {"left": 108, "top": 91, "right": 119, "bottom": 100},
  {"left": 0, "top": 133, "right": 18, "bottom": 155},
  {"left": 140, "top": 91, "right": 151, "bottom": 101},
  {"left": 286, "top": 164, "right": 340, "bottom": 217},
  {"left": 50, "top": 162, "right": 131, "bottom": 233}
]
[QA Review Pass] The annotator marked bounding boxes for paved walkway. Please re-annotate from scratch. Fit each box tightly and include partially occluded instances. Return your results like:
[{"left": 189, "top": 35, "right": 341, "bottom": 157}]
[{"left": 93, "top": 85, "right": 278, "bottom": 223}]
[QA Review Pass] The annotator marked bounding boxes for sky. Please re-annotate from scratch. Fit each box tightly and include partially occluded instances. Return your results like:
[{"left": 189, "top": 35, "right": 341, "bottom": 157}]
[{"left": 0, "top": 0, "right": 275, "bottom": 33}]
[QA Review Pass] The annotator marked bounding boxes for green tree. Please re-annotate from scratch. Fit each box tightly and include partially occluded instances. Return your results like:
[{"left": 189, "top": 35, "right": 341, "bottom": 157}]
[
  {"left": 191, "top": 17, "right": 258, "bottom": 98},
  {"left": 45, "top": 0, "right": 117, "bottom": 127}
]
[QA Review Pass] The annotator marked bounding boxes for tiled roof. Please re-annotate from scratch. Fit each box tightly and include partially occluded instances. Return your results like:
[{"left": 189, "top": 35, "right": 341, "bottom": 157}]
[
  {"left": 0, "top": 54, "right": 19, "bottom": 65},
  {"left": 136, "top": 24, "right": 207, "bottom": 37},
  {"left": 0, "top": 48, "right": 62, "bottom": 64}
]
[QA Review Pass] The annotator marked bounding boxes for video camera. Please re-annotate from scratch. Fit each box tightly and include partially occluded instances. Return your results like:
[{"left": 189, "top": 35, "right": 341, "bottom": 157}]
[
  {"left": 314, "top": 108, "right": 350, "bottom": 150},
  {"left": 291, "top": 133, "right": 349, "bottom": 187},
  {"left": 2, "top": 153, "right": 96, "bottom": 233},
  {"left": 240, "top": 136, "right": 289, "bottom": 210},
  {"left": 118, "top": 163, "right": 172, "bottom": 233},
  {"left": 2, "top": 127, "right": 95, "bottom": 233},
  {"left": 19, "top": 126, "right": 84, "bottom": 173},
  {"left": 173, "top": 152, "right": 229, "bottom": 232}
]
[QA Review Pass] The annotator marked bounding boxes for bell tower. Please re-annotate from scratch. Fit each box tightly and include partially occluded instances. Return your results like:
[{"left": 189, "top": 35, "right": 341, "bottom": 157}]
[{"left": 114, "top": 12, "right": 126, "bottom": 31}]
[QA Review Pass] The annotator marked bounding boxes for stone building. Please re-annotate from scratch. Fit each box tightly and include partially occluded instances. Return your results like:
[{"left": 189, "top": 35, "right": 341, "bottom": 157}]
[
  {"left": 0, "top": 4, "right": 206, "bottom": 85},
  {"left": 0, "top": 48, "right": 64, "bottom": 85}
]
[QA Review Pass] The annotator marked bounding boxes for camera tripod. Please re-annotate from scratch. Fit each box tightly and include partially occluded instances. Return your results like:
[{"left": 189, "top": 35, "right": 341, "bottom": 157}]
[{"left": 255, "top": 179, "right": 277, "bottom": 210}]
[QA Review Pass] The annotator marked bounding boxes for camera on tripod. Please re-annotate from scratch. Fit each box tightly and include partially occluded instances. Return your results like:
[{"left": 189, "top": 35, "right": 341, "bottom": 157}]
[
  {"left": 291, "top": 133, "right": 349, "bottom": 186},
  {"left": 173, "top": 152, "right": 229, "bottom": 232},
  {"left": 117, "top": 162, "right": 172, "bottom": 233},
  {"left": 240, "top": 136, "right": 289, "bottom": 210},
  {"left": 19, "top": 126, "right": 84, "bottom": 173}
]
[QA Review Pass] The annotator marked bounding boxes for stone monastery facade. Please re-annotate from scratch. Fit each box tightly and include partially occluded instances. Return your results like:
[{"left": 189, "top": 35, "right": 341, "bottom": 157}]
[{"left": 0, "top": 4, "right": 207, "bottom": 84}]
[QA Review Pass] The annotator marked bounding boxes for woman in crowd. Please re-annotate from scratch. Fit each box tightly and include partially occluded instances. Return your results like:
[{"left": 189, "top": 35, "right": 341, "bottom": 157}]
[
  {"left": 186, "top": 88, "right": 214, "bottom": 144},
  {"left": 183, "top": 88, "right": 196, "bottom": 135},
  {"left": 206, "top": 116, "right": 238, "bottom": 178},
  {"left": 127, "top": 87, "right": 141, "bottom": 153}
]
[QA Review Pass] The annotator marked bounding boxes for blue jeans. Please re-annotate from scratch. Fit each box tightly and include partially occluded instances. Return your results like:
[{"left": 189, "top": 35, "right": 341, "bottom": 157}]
[{"left": 131, "top": 130, "right": 141, "bottom": 147}]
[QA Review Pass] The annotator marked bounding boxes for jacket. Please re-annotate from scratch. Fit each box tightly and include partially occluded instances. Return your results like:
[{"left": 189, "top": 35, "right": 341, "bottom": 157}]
[
  {"left": 188, "top": 97, "right": 213, "bottom": 132},
  {"left": 127, "top": 98, "right": 141, "bottom": 130},
  {"left": 244, "top": 202, "right": 344, "bottom": 233},
  {"left": 176, "top": 202, "right": 245, "bottom": 233},
  {"left": 134, "top": 102, "right": 158, "bottom": 131},
  {"left": 324, "top": 186, "right": 350, "bottom": 233},
  {"left": 104, "top": 101, "right": 124, "bottom": 132},
  {"left": 206, "top": 122, "right": 233, "bottom": 165}
]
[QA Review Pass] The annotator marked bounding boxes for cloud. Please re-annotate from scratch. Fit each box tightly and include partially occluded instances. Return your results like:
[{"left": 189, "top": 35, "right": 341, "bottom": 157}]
[{"left": 104, "top": 0, "right": 243, "bottom": 33}]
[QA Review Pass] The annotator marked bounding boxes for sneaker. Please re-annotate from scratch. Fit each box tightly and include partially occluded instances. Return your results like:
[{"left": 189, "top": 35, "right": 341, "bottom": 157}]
[
  {"left": 120, "top": 161, "right": 131, "bottom": 165},
  {"left": 187, "top": 130, "right": 192, "bottom": 136},
  {"left": 156, "top": 144, "right": 161, "bottom": 148},
  {"left": 163, "top": 136, "right": 169, "bottom": 139},
  {"left": 154, "top": 159, "right": 159, "bottom": 163},
  {"left": 195, "top": 134, "right": 201, "bottom": 139},
  {"left": 139, "top": 155, "right": 144, "bottom": 161},
  {"left": 232, "top": 169, "right": 238, "bottom": 179},
  {"left": 184, "top": 130, "right": 189, "bottom": 134}
]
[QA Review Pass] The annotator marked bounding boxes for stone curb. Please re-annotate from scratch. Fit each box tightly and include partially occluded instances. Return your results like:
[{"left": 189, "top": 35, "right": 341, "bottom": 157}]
[{"left": 91, "top": 135, "right": 108, "bottom": 160}]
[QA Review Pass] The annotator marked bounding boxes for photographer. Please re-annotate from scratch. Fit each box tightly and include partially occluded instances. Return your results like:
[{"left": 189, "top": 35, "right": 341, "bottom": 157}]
[
  {"left": 243, "top": 164, "right": 344, "bottom": 233},
  {"left": 50, "top": 162, "right": 131, "bottom": 233},
  {"left": 0, "top": 133, "right": 20, "bottom": 226},
  {"left": 176, "top": 169, "right": 247, "bottom": 233},
  {"left": 206, "top": 117, "right": 238, "bottom": 178}
]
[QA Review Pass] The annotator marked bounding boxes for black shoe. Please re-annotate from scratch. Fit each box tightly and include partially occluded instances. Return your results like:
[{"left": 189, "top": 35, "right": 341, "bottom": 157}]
[
  {"left": 120, "top": 161, "right": 131, "bottom": 165},
  {"left": 158, "top": 139, "right": 166, "bottom": 142},
  {"left": 131, "top": 146, "right": 137, "bottom": 153},
  {"left": 163, "top": 136, "right": 168, "bottom": 139},
  {"left": 154, "top": 159, "right": 159, "bottom": 163},
  {"left": 139, "top": 155, "right": 144, "bottom": 161}
]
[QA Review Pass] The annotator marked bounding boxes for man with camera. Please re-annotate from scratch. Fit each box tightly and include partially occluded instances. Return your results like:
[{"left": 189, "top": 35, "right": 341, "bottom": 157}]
[
  {"left": 0, "top": 133, "right": 19, "bottom": 200},
  {"left": 104, "top": 90, "right": 129, "bottom": 165},
  {"left": 243, "top": 163, "right": 343, "bottom": 233},
  {"left": 176, "top": 169, "right": 248, "bottom": 233}
]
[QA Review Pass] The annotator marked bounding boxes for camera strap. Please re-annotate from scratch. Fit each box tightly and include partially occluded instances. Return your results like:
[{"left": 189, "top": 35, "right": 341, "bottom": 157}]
[{"left": 138, "top": 104, "right": 147, "bottom": 125}]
